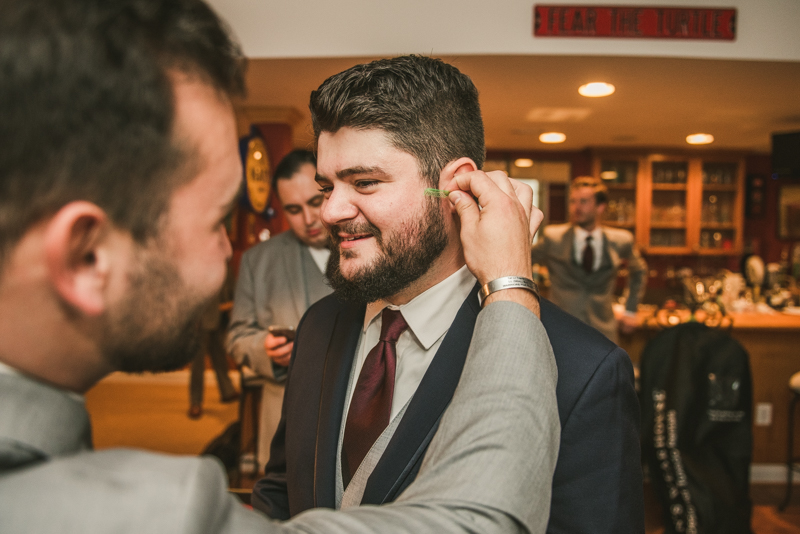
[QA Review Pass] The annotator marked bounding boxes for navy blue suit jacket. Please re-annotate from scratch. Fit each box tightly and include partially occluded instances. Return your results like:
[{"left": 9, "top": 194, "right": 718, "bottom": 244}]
[{"left": 253, "top": 290, "right": 644, "bottom": 533}]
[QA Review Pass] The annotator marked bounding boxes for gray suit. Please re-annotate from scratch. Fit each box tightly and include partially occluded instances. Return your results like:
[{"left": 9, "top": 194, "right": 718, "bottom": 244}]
[
  {"left": 531, "top": 223, "right": 646, "bottom": 342},
  {"left": 0, "top": 302, "right": 559, "bottom": 534},
  {"left": 227, "top": 230, "right": 332, "bottom": 467}
]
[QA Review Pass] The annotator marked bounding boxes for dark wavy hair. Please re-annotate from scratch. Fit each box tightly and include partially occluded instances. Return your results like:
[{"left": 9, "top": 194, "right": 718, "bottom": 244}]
[
  {"left": 571, "top": 176, "right": 609, "bottom": 205},
  {"left": 309, "top": 55, "right": 485, "bottom": 187},
  {"left": 272, "top": 149, "right": 317, "bottom": 191},
  {"left": 0, "top": 0, "right": 246, "bottom": 268}
]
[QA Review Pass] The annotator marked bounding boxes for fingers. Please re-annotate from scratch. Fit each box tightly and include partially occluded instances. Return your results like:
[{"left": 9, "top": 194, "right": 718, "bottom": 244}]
[
  {"left": 446, "top": 170, "right": 530, "bottom": 215},
  {"left": 448, "top": 189, "right": 480, "bottom": 229},
  {"left": 508, "top": 178, "right": 534, "bottom": 220},
  {"left": 530, "top": 206, "right": 544, "bottom": 239},
  {"left": 446, "top": 170, "right": 511, "bottom": 203},
  {"left": 447, "top": 170, "right": 538, "bottom": 240},
  {"left": 483, "top": 170, "right": 517, "bottom": 198},
  {"left": 267, "top": 340, "right": 293, "bottom": 362},
  {"left": 264, "top": 333, "right": 285, "bottom": 350},
  {"left": 265, "top": 332, "right": 293, "bottom": 360},
  {"left": 272, "top": 352, "right": 292, "bottom": 367}
]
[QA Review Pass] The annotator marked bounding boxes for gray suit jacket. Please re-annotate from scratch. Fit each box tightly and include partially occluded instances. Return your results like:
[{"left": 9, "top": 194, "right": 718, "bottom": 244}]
[
  {"left": 531, "top": 223, "right": 646, "bottom": 342},
  {"left": 227, "top": 230, "right": 332, "bottom": 381},
  {"left": 0, "top": 302, "right": 558, "bottom": 534},
  {"left": 227, "top": 231, "right": 332, "bottom": 466}
]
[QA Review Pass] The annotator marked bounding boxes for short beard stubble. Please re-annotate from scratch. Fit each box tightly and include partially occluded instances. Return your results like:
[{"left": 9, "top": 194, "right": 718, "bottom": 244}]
[
  {"left": 325, "top": 198, "right": 448, "bottom": 303},
  {"left": 101, "top": 251, "right": 212, "bottom": 374}
]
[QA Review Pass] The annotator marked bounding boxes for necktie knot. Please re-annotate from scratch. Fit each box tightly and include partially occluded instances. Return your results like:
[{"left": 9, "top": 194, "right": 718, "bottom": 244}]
[{"left": 379, "top": 308, "right": 408, "bottom": 343}]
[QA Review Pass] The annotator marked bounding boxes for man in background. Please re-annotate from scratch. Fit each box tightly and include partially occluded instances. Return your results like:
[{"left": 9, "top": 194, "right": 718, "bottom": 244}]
[
  {"left": 254, "top": 56, "right": 644, "bottom": 534},
  {"left": 227, "top": 149, "right": 332, "bottom": 470},
  {"left": 0, "top": 1, "right": 560, "bottom": 532},
  {"left": 531, "top": 176, "right": 647, "bottom": 343}
]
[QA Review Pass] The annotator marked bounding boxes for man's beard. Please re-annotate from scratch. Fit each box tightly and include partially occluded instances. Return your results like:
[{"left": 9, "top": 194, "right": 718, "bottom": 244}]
[
  {"left": 100, "top": 252, "right": 212, "bottom": 373},
  {"left": 325, "top": 199, "right": 448, "bottom": 303}
]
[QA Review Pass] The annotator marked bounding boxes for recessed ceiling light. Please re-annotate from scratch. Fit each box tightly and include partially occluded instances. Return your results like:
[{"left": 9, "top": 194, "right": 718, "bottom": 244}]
[
  {"left": 686, "top": 133, "right": 714, "bottom": 145},
  {"left": 539, "top": 132, "right": 566, "bottom": 144},
  {"left": 514, "top": 158, "right": 534, "bottom": 168},
  {"left": 578, "top": 82, "right": 615, "bottom": 97}
]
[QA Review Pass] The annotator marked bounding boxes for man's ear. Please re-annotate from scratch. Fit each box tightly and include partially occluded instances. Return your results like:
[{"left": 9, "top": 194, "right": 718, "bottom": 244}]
[
  {"left": 43, "top": 202, "right": 114, "bottom": 316},
  {"left": 438, "top": 157, "right": 478, "bottom": 189}
]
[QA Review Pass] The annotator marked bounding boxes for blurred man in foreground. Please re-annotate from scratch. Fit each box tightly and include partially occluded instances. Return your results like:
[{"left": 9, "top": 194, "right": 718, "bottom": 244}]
[{"left": 0, "top": 1, "right": 558, "bottom": 532}]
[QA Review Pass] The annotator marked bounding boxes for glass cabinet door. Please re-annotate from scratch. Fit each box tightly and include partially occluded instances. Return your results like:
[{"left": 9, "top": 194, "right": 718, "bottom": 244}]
[
  {"left": 593, "top": 153, "right": 743, "bottom": 255},
  {"left": 700, "top": 162, "right": 738, "bottom": 252},
  {"left": 599, "top": 160, "right": 637, "bottom": 231},
  {"left": 649, "top": 160, "right": 688, "bottom": 249}
]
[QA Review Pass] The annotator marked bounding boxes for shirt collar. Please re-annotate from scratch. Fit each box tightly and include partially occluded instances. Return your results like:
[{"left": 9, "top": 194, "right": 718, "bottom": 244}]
[
  {"left": 0, "top": 361, "right": 85, "bottom": 402},
  {"left": 0, "top": 360, "right": 19, "bottom": 376},
  {"left": 574, "top": 225, "right": 603, "bottom": 243},
  {"left": 306, "top": 245, "right": 331, "bottom": 274},
  {"left": 363, "top": 264, "right": 476, "bottom": 350}
]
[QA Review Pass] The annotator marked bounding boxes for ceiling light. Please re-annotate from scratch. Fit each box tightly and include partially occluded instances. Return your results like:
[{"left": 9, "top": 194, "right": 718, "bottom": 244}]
[
  {"left": 539, "top": 132, "right": 566, "bottom": 144},
  {"left": 578, "top": 82, "right": 615, "bottom": 97},
  {"left": 686, "top": 133, "right": 714, "bottom": 145},
  {"left": 514, "top": 158, "right": 534, "bottom": 168},
  {"left": 600, "top": 171, "right": 618, "bottom": 180}
]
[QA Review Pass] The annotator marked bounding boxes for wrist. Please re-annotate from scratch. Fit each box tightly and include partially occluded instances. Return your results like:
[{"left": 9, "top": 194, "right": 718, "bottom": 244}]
[
  {"left": 484, "top": 289, "right": 541, "bottom": 317},
  {"left": 479, "top": 276, "right": 539, "bottom": 302},
  {"left": 479, "top": 276, "right": 540, "bottom": 317}
]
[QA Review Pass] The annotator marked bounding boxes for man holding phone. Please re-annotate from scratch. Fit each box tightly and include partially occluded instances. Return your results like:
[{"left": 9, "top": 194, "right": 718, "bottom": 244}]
[{"left": 227, "top": 149, "right": 333, "bottom": 471}]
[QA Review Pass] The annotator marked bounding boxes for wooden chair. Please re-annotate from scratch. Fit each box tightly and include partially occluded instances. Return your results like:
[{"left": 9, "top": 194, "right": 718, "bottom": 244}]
[{"left": 233, "top": 365, "right": 267, "bottom": 486}]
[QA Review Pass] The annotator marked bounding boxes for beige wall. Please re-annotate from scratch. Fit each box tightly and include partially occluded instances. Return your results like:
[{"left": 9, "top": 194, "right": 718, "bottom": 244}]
[{"left": 208, "top": 0, "right": 800, "bottom": 61}]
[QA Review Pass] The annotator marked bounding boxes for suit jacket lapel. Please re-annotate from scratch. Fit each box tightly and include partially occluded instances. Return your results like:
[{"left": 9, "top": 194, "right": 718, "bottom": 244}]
[
  {"left": 361, "top": 284, "right": 482, "bottom": 504},
  {"left": 561, "top": 225, "right": 577, "bottom": 265},
  {"left": 313, "top": 300, "right": 364, "bottom": 509},
  {"left": 282, "top": 235, "right": 309, "bottom": 319},
  {"left": 601, "top": 229, "right": 620, "bottom": 270}
]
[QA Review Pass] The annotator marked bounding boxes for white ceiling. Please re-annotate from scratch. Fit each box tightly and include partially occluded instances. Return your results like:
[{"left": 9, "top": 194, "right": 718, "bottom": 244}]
[
  {"left": 209, "top": 0, "right": 800, "bottom": 62},
  {"left": 239, "top": 54, "right": 800, "bottom": 154}
]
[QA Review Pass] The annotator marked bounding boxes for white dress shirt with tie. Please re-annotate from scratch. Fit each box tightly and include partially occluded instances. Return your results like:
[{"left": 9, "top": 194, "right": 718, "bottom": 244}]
[
  {"left": 573, "top": 226, "right": 604, "bottom": 272},
  {"left": 342, "top": 264, "right": 476, "bottom": 424}
]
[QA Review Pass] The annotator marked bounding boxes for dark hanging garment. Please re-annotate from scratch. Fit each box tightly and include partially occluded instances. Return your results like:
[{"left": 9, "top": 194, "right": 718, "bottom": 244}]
[{"left": 640, "top": 322, "right": 753, "bottom": 534}]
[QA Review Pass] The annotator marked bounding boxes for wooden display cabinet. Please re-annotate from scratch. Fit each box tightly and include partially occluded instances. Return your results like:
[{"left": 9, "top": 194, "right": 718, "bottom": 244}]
[
  {"left": 593, "top": 152, "right": 745, "bottom": 255},
  {"left": 596, "top": 158, "right": 639, "bottom": 232}
]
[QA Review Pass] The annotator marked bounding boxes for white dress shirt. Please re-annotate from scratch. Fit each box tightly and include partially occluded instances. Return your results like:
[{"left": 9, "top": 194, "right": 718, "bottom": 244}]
[
  {"left": 573, "top": 226, "right": 604, "bottom": 272},
  {"left": 0, "top": 360, "right": 85, "bottom": 402},
  {"left": 342, "top": 264, "right": 476, "bottom": 422},
  {"left": 0, "top": 361, "right": 19, "bottom": 376},
  {"left": 307, "top": 246, "right": 331, "bottom": 274}
]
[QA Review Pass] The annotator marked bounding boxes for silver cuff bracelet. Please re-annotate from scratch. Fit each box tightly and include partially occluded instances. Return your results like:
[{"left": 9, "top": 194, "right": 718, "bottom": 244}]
[{"left": 479, "top": 276, "right": 540, "bottom": 304}]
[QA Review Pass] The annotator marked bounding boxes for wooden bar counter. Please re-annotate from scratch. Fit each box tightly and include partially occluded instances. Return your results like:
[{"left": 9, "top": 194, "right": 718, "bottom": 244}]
[{"left": 619, "top": 308, "right": 800, "bottom": 464}]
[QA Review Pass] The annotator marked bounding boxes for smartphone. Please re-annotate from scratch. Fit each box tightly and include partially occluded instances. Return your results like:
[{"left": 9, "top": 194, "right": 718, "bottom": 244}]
[{"left": 268, "top": 325, "right": 296, "bottom": 342}]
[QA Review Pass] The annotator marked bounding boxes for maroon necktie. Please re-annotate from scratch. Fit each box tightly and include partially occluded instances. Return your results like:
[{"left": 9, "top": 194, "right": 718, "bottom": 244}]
[
  {"left": 582, "top": 235, "right": 594, "bottom": 274},
  {"left": 341, "top": 308, "right": 408, "bottom": 487}
]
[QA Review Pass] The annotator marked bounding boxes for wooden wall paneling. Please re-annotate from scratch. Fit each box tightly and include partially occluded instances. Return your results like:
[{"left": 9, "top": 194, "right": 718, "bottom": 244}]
[
  {"left": 686, "top": 157, "right": 703, "bottom": 252},
  {"left": 735, "top": 156, "right": 746, "bottom": 252}
]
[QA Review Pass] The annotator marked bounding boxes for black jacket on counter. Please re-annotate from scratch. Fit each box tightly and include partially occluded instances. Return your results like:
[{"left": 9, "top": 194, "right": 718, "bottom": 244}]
[{"left": 641, "top": 322, "right": 753, "bottom": 534}]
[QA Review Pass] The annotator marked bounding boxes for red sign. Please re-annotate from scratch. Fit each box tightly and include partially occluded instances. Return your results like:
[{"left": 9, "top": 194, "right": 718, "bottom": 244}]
[{"left": 534, "top": 5, "right": 737, "bottom": 40}]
